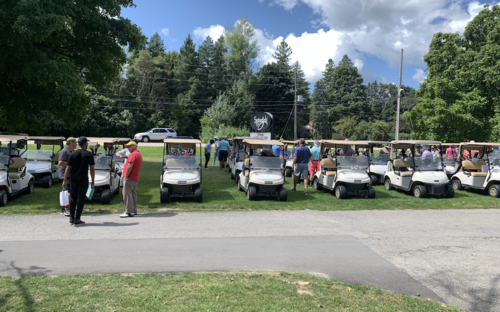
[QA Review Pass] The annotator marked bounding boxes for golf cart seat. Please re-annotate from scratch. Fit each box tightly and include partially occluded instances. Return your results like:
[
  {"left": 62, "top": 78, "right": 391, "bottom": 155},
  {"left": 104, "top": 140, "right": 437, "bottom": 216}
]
[
  {"left": 52, "top": 153, "right": 60, "bottom": 169},
  {"left": 393, "top": 159, "right": 413, "bottom": 176},
  {"left": 9, "top": 157, "right": 26, "bottom": 179},
  {"left": 463, "top": 160, "right": 487, "bottom": 176},
  {"left": 244, "top": 159, "right": 250, "bottom": 177},
  {"left": 321, "top": 159, "right": 337, "bottom": 176}
]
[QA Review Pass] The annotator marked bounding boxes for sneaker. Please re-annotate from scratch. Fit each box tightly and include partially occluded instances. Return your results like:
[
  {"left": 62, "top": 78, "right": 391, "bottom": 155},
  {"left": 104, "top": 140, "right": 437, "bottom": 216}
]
[
  {"left": 290, "top": 188, "right": 296, "bottom": 191},
  {"left": 304, "top": 191, "right": 309, "bottom": 196},
  {"left": 64, "top": 208, "right": 71, "bottom": 217},
  {"left": 297, "top": 183, "right": 301, "bottom": 185},
  {"left": 120, "top": 213, "right": 134, "bottom": 218},
  {"left": 73, "top": 220, "right": 85, "bottom": 226},
  {"left": 119, "top": 200, "right": 124, "bottom": 204},
  {"left": 60, "top": 207, "right": 65, "bottom": 214},
  {"left": 205, "top": 168, "right": 209, "bottom": 170},
  {"left": 69, "top": 218, "right": 74, "bottom": 225}
]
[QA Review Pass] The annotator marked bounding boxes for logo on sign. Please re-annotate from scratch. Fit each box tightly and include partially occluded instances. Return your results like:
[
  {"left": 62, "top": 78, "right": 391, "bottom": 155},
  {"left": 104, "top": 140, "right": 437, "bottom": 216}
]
[{"left": 250, "top": 113, "right": 273, "bottom": 132}]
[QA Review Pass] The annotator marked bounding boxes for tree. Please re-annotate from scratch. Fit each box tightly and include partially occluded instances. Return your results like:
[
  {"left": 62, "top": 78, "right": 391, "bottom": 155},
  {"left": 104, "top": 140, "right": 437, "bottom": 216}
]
[
  {"left": 224, "top": 18, "right": 260, "bottom": 77},
  {"left": 310, "top": 59, "right": 336, "bottom": 139},
  {"left": 0, "top": 0, "right": 144, "bottom": 131},
  {"left": 148, "top": 32, "right": 166, "bottom": 58},
  {"left": 335, "top": 117, "right": 356, "bottom": 138}
]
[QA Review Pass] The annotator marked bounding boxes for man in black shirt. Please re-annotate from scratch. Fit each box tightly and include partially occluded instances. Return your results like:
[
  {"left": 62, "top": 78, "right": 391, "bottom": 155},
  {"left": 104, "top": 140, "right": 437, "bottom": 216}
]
[{"left": 62, "top": 137, "right": 95, "bottom": 226}]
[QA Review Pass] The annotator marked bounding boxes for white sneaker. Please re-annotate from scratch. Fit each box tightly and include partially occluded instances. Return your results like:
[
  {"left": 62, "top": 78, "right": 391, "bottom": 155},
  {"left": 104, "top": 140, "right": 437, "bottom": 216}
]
[{"left": 120, "top": 213, "right": 133, "bottom": 218}]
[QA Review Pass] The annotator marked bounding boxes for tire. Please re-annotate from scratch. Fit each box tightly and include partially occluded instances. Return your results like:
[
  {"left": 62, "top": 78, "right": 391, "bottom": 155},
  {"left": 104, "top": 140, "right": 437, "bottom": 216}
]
[
  {"left": 235, "top": 173, "right": 240, "bottom": 185},
  {"left": 142, "top": 136, "right": 150, "bottom": 142},
  {"left": 278, "top": 187, "right": 287, "bottom": 201},
  {"left": 365, "top": 185, "right": 376, "bottom": 199},
  {"left": 100, "top": 189, "right": 111, "bottom": 205},
  {"left": 160, "top": 187, "right": 170, "bottom": 203},
  {"left": 26, "top": 181, "right": 34, "bottom": 194},
  {"left": 285, "top": 167, "right": 292, "bottom": 178},
  {"left": 41, "top": 175, "right": 52, "bottom": 188},
  {"left": 194, "top": 187, "right": 202, "bottom": 203},
  {"left": 413, "top": 185, "right": 427, "bottom": 198},
  {"left": 384, "top": 179, "right": 393, "bottom": 191},
  {"left": 313, "top": 178, "right": 322, "bottom": 191},
  {"left": 238, "top": 181, "right": 244, "bottom": 192},
  {"left": 369, "top": 175, "right": 379, "bottom": 185},
  {"left": 0, "top": 190, "right": 7, "bottom": 207},
  {"left": 452, "top": 179, "right": 463, "bottom": 191},
  {"left": 443, "top": 184, "right": 455, "bottom": 198},
  {"left": 488, "top": 184, "right": 500, "bottom": 198},
  {"left": 335, "top": 185, "right": 347, "bottom": 199},
  {"left": 248, "top": 186, "right": 257, "bottom": 201}
]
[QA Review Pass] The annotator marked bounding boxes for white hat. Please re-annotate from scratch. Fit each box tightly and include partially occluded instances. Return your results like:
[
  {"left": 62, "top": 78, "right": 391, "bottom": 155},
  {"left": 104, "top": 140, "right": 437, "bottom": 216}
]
[{"left": 214, "top": 136, "right": 219, "bottom": 139}]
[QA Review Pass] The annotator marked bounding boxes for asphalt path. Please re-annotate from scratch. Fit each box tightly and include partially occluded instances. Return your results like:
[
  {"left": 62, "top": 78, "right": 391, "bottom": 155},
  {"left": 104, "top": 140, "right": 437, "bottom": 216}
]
[{"left": 1, "top": 209, "right": 499, "bottom": 312}]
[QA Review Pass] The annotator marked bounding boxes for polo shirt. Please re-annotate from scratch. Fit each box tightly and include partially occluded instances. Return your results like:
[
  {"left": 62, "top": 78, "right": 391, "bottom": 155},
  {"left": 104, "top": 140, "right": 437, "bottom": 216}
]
[
  {"left": 272, "top": 145, "right": 281, "bottom": 157},
  {"left": 294, "top": 145, "right": 312, "bottom": 163},
  {"left": 310, "top": 146, "right": 320, "bottom": 161},
  {"left": 59, "top": 146, "right": 72, "bottom": 180},
  {"left": 67, "top": 148, "right": 95, "bottom": 184},
  {"left": 205, "top": 142, "right": 212, "bottom": 153},
  {"left": 422, "top": 150, "right": 433, "bottom": 161},
  {"left": 123, "top": 150, "right": 143, "bottom": 182},
  {"left": 218, "top": 140, "right": 229, "bottom": 151}
]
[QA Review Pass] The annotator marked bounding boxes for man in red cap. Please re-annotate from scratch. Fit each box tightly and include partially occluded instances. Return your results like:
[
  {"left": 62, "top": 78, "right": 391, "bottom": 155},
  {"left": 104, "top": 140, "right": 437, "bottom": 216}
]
[{"left": 121, "top": 141, "right": 143, "bottom": 218}]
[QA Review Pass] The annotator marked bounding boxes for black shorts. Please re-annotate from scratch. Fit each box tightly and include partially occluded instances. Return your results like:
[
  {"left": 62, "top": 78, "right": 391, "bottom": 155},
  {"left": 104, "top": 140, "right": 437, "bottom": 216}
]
[
  {"left": 219, "top": 150, "right": 228, "bottom": 161},
  {"left": 64, "top": 179, "right": 71, "bottom": 191}
]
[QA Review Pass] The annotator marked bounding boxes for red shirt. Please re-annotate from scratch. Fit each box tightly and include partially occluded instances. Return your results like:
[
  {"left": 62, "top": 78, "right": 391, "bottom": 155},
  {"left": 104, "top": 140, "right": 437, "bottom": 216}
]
[{"left": 123, "top": 150, "right": 143, "bottom": 182}]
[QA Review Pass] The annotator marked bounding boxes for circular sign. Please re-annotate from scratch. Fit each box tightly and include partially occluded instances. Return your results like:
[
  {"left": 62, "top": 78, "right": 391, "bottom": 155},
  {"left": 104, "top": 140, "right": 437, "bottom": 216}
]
[{"left": 250, "top": 112, "right": 273, "bottom": 132}]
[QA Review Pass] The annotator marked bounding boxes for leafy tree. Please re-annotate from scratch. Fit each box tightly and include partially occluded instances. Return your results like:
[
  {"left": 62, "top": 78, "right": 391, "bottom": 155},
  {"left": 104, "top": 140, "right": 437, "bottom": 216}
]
[
  {"left": 335, "top": 117, "right": 356, "bottom": 138},
  {"left": 0, "top": 0, "right": 144, "bottom": 131},
  {"left": 224, "top": 18, "right": 260, "bottom": 77},
  {"left": 310, "top": 59, "right": 336, "bottom": 139},
  {"left": 148, "top": 32, "right": 166, "bottom": 58}
]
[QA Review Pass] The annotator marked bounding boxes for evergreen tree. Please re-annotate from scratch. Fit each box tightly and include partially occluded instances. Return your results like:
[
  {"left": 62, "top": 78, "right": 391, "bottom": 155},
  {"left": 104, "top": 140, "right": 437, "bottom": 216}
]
[
  {"left": 310, "top": 59, "right": 335, "bottom": 139},
  {"left": 198, "top": 36, "right": 216, "bottom": 99},
  {"left": 224, "top": 18, "right": 260, "bottom": 77},
  {"left": 147, "top": 32, "right": 166, "bottom": 58},
  {"left": 211, "top": 36, "right": 229, "bottom": 97}
]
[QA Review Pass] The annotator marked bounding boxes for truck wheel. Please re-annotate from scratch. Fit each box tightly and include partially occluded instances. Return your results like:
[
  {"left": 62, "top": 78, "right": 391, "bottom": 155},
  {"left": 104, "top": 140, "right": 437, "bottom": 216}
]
[
  {"left": 384, "top": 179, "right": 393, "bottom": 191},
  {"left": 142, "top": 136, "right": 149, "bottom": 142},
  {"left": 278, "top": 187, "right": 287, "bottom": 201},
  {"left": 100, "top": 189, "right": 111, "bottom": 204},
  {"left": 488, "top": 185, "right": 500, "bottom": 198},
  {"left": 41, "top": 175, "right": 52, "bottom": 188},
  {"left": 369, "top": 175, "right": 378, "bottom": 185},
  {"left": 0, "top": 190, "right": 7, "bottom": 207},
  {"left": 413, "top": 185, "right": 427, "bottom": 198},
  {"left": 452, "top": 179, "right": 463, "bottom": 190},
  {"left": 335, "top": 185, "right": 347, "bottom": 199},
  {"left": 285, "top": 168, "right": 292, "bottom": 178},
  {"left": 26, "top": 181, "right": 34, "bottom": 194},
  {"left": 194, "top": 187, "right": 203, "bottom": 203},
  {"left": 365, "top": 185, "right": 376, "bottom": 199},
  {"left": 442, "top": 184, "right": 455, "bottom": 198},
  {"left": 160, "top": 187, "right": 170, "bottom": 203},
  {"left": 248, "top": 186, "right": 257, "bottom": 201},
  {"left": 313, "top": 178, "right": 322, "bottom": 191}
]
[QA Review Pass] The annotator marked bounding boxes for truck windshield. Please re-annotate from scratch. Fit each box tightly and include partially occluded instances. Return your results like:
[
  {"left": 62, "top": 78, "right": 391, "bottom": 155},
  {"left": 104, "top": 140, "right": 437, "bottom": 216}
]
[
  {"left": 25, "top": 150, "right": 53, "bottom": 161},
  {"left": 164, "top": 156, "right": 200, "bottom": 170},
  {"left": 94, "top": 156, "right": 112, "bottom": 170},
  {"left": 337, "top": 155, "right": 368, "bottom": 170},
  {"left": 249, "top": 156, "right": 282, "bottom": 170}
]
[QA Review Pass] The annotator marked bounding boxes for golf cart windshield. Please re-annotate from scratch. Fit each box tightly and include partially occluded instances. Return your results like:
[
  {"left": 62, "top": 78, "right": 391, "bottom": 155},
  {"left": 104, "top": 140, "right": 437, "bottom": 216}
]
[
  {"left": 0, "top": 155, "right": 9, "bottom": 170},
  {"left": 337, "top": 155, "right": 369, "bottom": 170},
  {"left": 249, "top": 156, "right": 282, "bottom": 170},
  {"left": 164, "top": 156, "right": 200, "bottom": 170},
  {"left": 487, "top": 147, "right": 500, "bottom": 168},
  {"left": 370, "top": 153, "right": 390, "bottom": 165},
  {"left": 25, "top": 150, "right": 53, "bottom": 161},
  {"left": 414, "top": 155, "right": 443, "bottom": 171},
  {"left": 94, "top": 156, "right": 112, "bottom": 170}
]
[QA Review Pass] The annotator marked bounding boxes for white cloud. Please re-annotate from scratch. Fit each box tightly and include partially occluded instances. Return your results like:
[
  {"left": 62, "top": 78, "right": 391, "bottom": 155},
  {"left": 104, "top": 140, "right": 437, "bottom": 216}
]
[
  {"left": 160, "top": 28, "right": 169, "bottom": 37},
  {"left": 272, "top": 0, "right": 299, "bottom": 10},
  {"left": 193, "top": 25, "right": 225, "bottom": 41},
  {"left": 412, "top": 68, "right": 427, "bottom": 83}
]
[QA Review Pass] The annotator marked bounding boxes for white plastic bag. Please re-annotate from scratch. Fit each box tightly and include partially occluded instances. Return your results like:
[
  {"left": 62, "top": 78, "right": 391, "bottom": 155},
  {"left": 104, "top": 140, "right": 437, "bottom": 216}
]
[{"left": 60, "top": 190, "right": 69, "bottom": 207}]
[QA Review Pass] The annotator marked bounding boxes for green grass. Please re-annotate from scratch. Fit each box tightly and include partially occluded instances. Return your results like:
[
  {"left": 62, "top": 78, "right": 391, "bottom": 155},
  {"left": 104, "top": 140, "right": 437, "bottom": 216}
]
[
  {"left": 0, "top": 272, "right": 462, "bottom": 311},
  {"left": 0, "top": 145, "right": 499, "bottom": 215}
]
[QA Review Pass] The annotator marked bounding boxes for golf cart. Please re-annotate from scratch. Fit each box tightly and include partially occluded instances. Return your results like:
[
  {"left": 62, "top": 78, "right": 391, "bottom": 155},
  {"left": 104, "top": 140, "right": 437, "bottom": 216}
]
[
  {"left": 86, "top": 138, "right": 122, "bottom": 204},
  {"left": 440, "top": 143, "right": 460, "bottom": 178},
  {"left": 0, "top": 135, "right": 35, "bottom": 206},
  {"left": 363, "top": 141, "right": 391, "bottom": 185},
  {"left": 160, "top": 138, "right": 203, "bottom": 203},
  {"left": 282, "top": 140, "right": 298, "bottom": 177},
  {"left": 229, "top": 137, "right": 262, "bottom": 184},
  {"left": 450, "top": 142, "right": 500, "bottom": 197},
  {"left": 22, "top": 136, "right": 65, "bottom": 188},
  {"left": 383, "top": 140, "right": 454, "bottom": 198},
  {"left": 237, "top": 139, "right": 287, "bottom": 201},
  {"left": 313, "top": 140, "right": 375, "bottom": 199}
]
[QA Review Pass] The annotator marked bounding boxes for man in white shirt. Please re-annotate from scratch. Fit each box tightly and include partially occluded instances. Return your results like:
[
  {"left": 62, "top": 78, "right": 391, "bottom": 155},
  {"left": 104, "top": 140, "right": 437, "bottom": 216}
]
[
  {"left": 212, "top": 136, "right": 219, "bottom": 166},
  {"left": 205, "top": 139, "right": 214, "bottom": 169}
]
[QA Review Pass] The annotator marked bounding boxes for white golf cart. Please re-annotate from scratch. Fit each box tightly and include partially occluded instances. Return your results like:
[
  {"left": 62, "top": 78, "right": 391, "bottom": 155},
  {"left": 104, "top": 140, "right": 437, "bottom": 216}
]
[
  {"left": 383, "top": 140, "right": 454, "bottom": 198},
  {"left": 229, "top": 137, "right": 262, "bottom": 184},
  {"left": 281, "top": 140, "right": 297, "bottom": 178},
  {"left": 237, "top": 139, "right": 287, "bottom": 201},
  {"left": 440, "top": 143, "right": 460, "bottom": 178},
  {"left": 450, "top": 142, "right": 500, "bottom": 197},
  {"left": 363, "top": 141, "right": 391, "bottom": 185},
  {"left": 86, "top": 138, "right": 122, "bottom": 204},
  {"left": 22, "top": 136, "right": 65, "bottom": 188},
  {"left": 0, "top": 135, "right": 35, "bottom": 206},
  {"left": 160, "top": 138, "right": 203, "bottom": 203},
  {"left": 313, "top": 140, "right": 375, "bottom": 199}
]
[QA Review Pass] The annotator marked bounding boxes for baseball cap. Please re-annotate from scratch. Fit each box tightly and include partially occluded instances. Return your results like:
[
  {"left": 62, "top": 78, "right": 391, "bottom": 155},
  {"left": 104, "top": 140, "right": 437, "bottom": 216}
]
[
  {"left": 125, "top": 141, "right": 138, "bottom": 147},
  {"left": 214, "top": 136, "right": 219, "bottom": 140},
  {"left": 221, "top": 136, "right": 226, "bottom": 139},
  {"left": 78, "top": 136, "right": 90, "bottom": 144},
  {"left": 66, "top": 137, "right": 76, "bottom": 144},
  {"left": 314, "top": 140, "right": 320, "bottom": 146}
]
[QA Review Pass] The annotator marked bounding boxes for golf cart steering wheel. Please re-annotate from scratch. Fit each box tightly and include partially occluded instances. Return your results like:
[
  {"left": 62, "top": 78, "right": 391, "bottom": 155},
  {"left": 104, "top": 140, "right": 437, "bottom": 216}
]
[{"left": 9, "top": 158, "right": 14, "bottom": 165}]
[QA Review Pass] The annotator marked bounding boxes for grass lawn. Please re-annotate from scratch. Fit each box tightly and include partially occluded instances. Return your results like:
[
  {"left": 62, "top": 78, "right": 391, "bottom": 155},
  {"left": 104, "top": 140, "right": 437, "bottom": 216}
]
[
  {"left": 0, "top": 272, "right": 461, "bottom": 311},
  {"left": 0, "top": 145, "right": 498, "bottom": 215}
]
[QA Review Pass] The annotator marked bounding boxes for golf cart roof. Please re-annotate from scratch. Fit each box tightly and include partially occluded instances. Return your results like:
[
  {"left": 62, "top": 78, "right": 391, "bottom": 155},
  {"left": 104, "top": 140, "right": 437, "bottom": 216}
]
[
  {"left": 30, "top": 136, "right": 65, "bottom": 141},
  {"left": 0, "top": 135, "right": 29, "bottom": 142},
  {"left": 459, "top": 142, "right": 500, "bottom": 149},
  {"left": 281, "top": 140, "right": 297, "bottom": 144},
  {"left": 440, "top": 143, "right": 459, "bottom": 147},
  {"left": 355, "top": 141, "right": 391, "bottom": 145},
  {"left": 320, "top": 140, "right": 356, "bottom": 147},
  {"left": 242, "top": 139, "right": 284, "bottom": 146},
  {"left": 163, "top": 138, "right": 201, "bottom": 144},
  {"left": 87, "top": 137, "right": 131, "bottom": 144},
  {"left": 391, "top": 140, "right": 442, "bottom": 145},
  {"left": 232, "top": 137, "right": 260, "bottom": 140}
]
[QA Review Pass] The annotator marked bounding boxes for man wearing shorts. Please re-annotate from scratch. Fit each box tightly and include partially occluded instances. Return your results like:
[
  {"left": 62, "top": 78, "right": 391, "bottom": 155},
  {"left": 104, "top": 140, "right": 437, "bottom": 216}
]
[
  {"left": 218, "top": 136, "right": 230, "bottom": 172},
  {"left": 309, "top": 140, "right": 321, "bottom": 186},
  {"left": 291, "top": 138, "right": 312, "bottom": 195}
]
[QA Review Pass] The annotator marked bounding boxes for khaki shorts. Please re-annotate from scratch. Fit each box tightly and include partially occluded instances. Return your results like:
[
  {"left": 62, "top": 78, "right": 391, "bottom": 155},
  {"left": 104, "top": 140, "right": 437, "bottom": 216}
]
[{"left": 294, "top": 163, "right": 309, "bottom": 177}]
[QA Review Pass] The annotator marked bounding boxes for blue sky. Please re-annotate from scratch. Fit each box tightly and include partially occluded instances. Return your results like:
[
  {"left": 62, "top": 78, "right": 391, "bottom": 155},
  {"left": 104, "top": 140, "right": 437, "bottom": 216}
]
[{"left": 122, "top": 0, "right": 495, "bottom": 90}]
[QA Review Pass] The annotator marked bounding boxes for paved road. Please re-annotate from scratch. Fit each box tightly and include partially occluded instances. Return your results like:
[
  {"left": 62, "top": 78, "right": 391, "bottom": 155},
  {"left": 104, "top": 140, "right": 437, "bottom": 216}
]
[{"left": 1, "top": 210, "right": 499, "bottom": 312}]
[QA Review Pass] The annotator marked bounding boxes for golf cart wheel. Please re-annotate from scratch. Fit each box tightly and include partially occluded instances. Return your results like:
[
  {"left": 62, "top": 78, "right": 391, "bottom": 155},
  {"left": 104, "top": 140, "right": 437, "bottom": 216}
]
[
  {"left": 384, "top": 179, "right": 393, "bottom": 191},
  {"left": 278, "top": 187, "right": 287, "bottom": 202},
  {"left": 26, "top": 181, "right": 34, "bottom": 194},
  {"left": 442, "top": 184, "right": 455, "bottom": 198},
  {"left": 235, "top": 173, "right": 240, "bottom": 185},
  {"left": 100, "top": 189, "right": 111, "bottom": 205},
  {"left": 488, "top": 185, "right": 500, "bottom": 198},
  {"left": 369, "top": 175, "right": 378, "bottom": 185},
  {"left": 413, "top": 185, "right": 427, "bottom": 198},
  {"left": 194, "top": 187, "right": 203, "bottom": 203},
  {"left": 335, "top": 185, "right": 347, "bottom": 199},
  {"left": 41, "top": 175, "right": 52, "bottom": 188},
  {"left": 248, "top": 186, "right": 257, "bottom": 201},
  {"left": 365, "top": 186, "right": 376, "bottom": 199},
  {"left": 160, "top": 187, "right": 170, "bottom": 203},
  {"left": 285, "top": 168, "right": 292, "bottom": 178},
  {"left": 313, "top": 178, "right": 322, "bottom": 191},
  {"left": 0, "top": 190, "right": 7, "bottom": 207},
  {"left": 452, "top": 179, "right": 463, "bottom": 191},
  {"left": 142, "top": 136, "right": 150, "bottom": 142}
]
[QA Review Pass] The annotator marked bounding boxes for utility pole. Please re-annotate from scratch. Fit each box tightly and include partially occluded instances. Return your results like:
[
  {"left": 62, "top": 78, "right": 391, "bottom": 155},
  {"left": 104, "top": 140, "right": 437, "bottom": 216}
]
[
  {"left": 294, "top": 66, "right": 297, "bottom": 141},
  {"left": 395, "top": 49, "right": 403, "bottom": 141}
]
